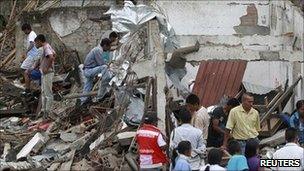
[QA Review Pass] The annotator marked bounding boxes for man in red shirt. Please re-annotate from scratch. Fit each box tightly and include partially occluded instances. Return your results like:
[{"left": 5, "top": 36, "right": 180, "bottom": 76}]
[{"left": 136, "top": 113, "right": 168, "bottom": 170}]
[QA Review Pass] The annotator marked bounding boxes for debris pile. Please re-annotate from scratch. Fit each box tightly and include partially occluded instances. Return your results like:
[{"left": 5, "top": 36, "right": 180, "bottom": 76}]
[
  {"left": 1, "top": 1, "right": 303, "bottom": 170},
  {"left": 0, "top": 1, "right": 169, "bottom": 169}
]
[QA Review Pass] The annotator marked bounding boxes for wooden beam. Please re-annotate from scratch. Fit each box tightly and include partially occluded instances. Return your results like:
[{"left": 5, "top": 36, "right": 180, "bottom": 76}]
[
  {"left": 0, "top": 0, "right": 17, "bottom": 53},
  {"left": 261, "top": 76, "right": 302, "bottom": 123},
  {"left": 0, "top": 49, "right": 16, "bottom": 69},
  {"left": 266, "top": 86, "right": 283, "bottom": 109}
]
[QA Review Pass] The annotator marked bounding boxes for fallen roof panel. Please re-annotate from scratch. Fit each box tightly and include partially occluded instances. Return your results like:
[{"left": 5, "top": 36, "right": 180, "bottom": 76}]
[{"left": 192, "top": 60, "right": 247, "bottom": 107}]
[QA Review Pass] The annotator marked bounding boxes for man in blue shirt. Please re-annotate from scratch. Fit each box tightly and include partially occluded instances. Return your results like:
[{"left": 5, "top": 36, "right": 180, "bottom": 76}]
[
  {"left": 290, "top": 100, "right": 304, "bottom": 146},
  {"left": 80, "top": 38, "right": 111, "bottom": 104}
]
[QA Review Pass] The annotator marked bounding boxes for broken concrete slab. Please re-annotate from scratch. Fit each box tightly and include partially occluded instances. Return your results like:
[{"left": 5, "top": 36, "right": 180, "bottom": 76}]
[
  {"left": 16, "top": 132, "right": 49, "bottom": 160},
  {"left": 9, "top": 117, "right": 21, "bottom": 125},
  {"left": 64, "top": 123, "right": 86, "bottom": 134},
  {"left": 116, "top": 131, "right": 136, "bottom": 146},
  {"left": 89, "top": 133, "right": 105, "bottom": 151},
  {"left": 60, "top": 132, "right": 77, "bottom": 142},
  {"left": 47, "top": 162, "right": 61, "bottom": 171},
  {"left": 32, "top": 149, "right": 58, "bottom": 162},
  {"left": 100, "top": 153, "right": 120, "bottom": 169},
  {"left": 1, "top": 143, "right": 11, "bottom": 160},
  {"left": 69, "top": 130, "right": 95, "bottom": 150},
  {"left": 71, "top": 158, "right": 93, "bottom": 171},
  {"left": 0, "top": 161, "right": 34, "bottom": 170},
  {"left": 260, "top": 129, "right": 286, "bottom": 147},
  {"left": 59, "top": 149, "right": 76, "bottom": 171}
]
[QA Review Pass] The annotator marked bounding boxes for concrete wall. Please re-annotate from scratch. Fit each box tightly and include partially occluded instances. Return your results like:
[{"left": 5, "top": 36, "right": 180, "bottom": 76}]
[
  {"left": 156, "top": 0, "right": 304, "bottom": 61},
  {"left": 270, "top": 0, "right": 304, "bottom": 51},
  {"left": 156, "top": 0, "right": 270, "bottom": 36},
  {"left": 48, "top": 7, "right": 111, "bottom": 59},
  {"left": 155, "top": 0, "right": 303, "bottom": 110},
  {"left": 18, "top": 6, "right": 111, "bottom": 62}
]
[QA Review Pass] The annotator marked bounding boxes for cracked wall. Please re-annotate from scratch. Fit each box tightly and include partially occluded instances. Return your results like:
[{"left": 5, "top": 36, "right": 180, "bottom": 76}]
[
  {"left": 18, "top": 6, "right": 111, "bottom": 61},
  {"left": 155, "top": 0, "right": 303, "bottom": 107},
  {"left": 157, "top": 0, "right": 303, "bottom": 61},
  {"left": 233, "top": 4, "right": 270, "bottom": 35}
]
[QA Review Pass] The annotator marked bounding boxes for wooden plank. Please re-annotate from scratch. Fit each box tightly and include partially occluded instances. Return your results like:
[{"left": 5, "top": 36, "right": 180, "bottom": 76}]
[
  {"left": 0, "top": 0, "right": 17, "bottom": 53},
  {"left": 266, "top": 86, "right": 283, "bottom": 109},
  {"left": 59, "top": 149, "right": 76, "bottom": 171},
  {"left": 0, "top": 49, "right": 16, "bottom": 69},
  {"left": 261, "top": 76, "right": 302, "bottom": 123}
]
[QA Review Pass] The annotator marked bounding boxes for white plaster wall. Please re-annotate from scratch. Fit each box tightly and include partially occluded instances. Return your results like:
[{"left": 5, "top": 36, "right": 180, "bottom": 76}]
[
  {"left": 156, "top": 0, "right": 269, "bottom": 35},
  {"left": 243, "top": 61, "right": 293, "bottom": 91},
  {"left": 49, "top": 11, "right": 82, "bottom": 37},
  {"left": 176, "top": 35, "right": 293, "bottom": 51},
  {"left": 270, "top": 0, "right": 304, "bottom": 51},
  {"left": 243, "top": 61, "right": 304, "bottom": 113}
]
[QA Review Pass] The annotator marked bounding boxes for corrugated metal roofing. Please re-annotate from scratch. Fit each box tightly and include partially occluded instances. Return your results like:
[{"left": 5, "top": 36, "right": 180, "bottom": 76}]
[
  {"left": 242, "top": 81, "right": 275, "bottom": 95},
  {"left": 192, "top": 60, "right": 247, "bottom": 107}
]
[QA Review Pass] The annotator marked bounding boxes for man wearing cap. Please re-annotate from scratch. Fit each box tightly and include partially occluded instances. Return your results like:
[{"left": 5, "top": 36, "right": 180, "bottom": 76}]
[{"left": 136, "top": 112, "right": 168, "bottom": 170}]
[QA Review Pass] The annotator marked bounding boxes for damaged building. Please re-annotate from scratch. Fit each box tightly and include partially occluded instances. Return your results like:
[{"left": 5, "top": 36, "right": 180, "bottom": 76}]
[{"left": 0, "top": 0, "right": 303, "bottom": 170}]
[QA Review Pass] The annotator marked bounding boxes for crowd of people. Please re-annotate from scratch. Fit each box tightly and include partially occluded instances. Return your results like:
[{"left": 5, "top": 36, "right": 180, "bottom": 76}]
[
  {"left": 19, "top": 23, "right": 304, "bottom": 171},
  {"left": 135, "top": 94, "right": 304, "bottom": 171}
]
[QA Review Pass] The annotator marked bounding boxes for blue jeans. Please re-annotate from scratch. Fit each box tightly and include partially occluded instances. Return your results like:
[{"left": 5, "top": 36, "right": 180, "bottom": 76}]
[
  {"left": 81, "top": 65, "right": 108, "bottom": 103},
  {"left": 236, "top": 137, "right": 259, "bottom": 155}
]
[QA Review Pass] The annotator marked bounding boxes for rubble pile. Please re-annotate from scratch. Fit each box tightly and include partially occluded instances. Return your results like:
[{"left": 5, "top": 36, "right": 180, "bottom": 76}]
[
  {"left": 0, "top": 2, "right": 157, "bottom": 169},
  {"left": 1, "top": 1, "right": 303, "bottom": 170},
  {"left": 0, "top": 73, "right": 156, "bottom": 170}
]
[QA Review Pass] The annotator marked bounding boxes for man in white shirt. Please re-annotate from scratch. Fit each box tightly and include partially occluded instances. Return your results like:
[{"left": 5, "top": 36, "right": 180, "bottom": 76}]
[
  {"left": 20, "top": 23, "right": 39, "bottom": 94},
  {"left": 170, "top": 108, "right": 206, "bottom": 171},
  {"left": 186, "top": 94, "right": 210, "bottom": 141},
  {"left": 272, "top": 127, "right": 304, "bottom": 171}
]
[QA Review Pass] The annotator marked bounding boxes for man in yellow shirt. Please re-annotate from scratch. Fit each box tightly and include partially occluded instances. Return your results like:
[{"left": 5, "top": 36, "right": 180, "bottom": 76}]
[{"left": 222, "top": 93, "right": 260, "bottom": 154}]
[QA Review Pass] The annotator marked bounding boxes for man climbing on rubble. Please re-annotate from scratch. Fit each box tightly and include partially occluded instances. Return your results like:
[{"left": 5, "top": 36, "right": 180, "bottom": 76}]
[
  {"left": 34, "top": 34, "right": 56, "bottom": 119},
  {"left": 221, "top": 93, "right": 260, "bottom": 155},
  {"left": 170, "top": 108, "right": 206, "bottom": 171},
  {"left": 186, "top": 94, "right": 210, "bottom": 141},
  {"left": 272, "top": 127, "right": 304, "bottom": 171},
  {"left": 100, "top": 31, "right": 119, "bottom": 52},
  {"left": 136, "top": 112, "right": 168, "bottom": 170},
  {"left": 20, "top": 23, "right": 39, "bottom": 95},
  {"left": 207, "top": 98, "right": 240, "bottom": 148},
  {"left": 80, "top": 38, "right": 112, "bottom": 104}
]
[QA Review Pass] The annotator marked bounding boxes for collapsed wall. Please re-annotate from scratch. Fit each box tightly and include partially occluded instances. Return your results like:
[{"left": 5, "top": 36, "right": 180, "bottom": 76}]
[{"left": 154, "top": 0, "right": 304, "bottom": 112}]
